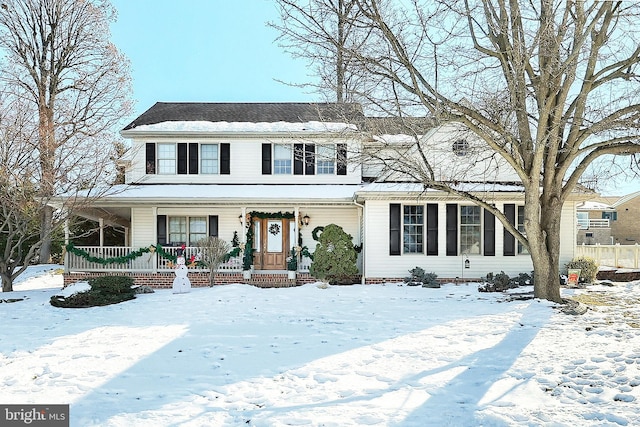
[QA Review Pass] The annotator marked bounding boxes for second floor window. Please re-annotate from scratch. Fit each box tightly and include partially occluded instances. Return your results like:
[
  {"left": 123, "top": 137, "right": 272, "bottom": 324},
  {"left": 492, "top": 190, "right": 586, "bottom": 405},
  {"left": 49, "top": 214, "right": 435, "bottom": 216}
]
[
  {"left": 200, "top": 144, "right": 219, "bottom": 174},
  {"left": 157, "top": 143, "right": 176, "bottom": 174},
  {"left": 146, "top": 142, "right": 230, "bottom": 175},
  {"left": 274, "top": 144, "right": 293, "bottom": 174},
  {"left": 317, "top": 145, "right": 336, "bottom": 174}
]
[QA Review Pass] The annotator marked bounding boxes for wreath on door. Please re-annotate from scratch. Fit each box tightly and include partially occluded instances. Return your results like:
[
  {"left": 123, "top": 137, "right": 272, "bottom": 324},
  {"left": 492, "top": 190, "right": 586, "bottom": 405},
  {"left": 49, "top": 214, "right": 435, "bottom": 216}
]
[{"left": 269, "top": 223, "right": 281, "bottom": 235}]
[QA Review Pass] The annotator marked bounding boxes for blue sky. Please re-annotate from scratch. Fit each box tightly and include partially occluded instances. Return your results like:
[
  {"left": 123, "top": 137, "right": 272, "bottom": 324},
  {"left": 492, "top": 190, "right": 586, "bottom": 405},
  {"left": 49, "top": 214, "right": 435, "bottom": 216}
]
[{"left": 109, "top": 0, "right": 315, "bottom": 118}]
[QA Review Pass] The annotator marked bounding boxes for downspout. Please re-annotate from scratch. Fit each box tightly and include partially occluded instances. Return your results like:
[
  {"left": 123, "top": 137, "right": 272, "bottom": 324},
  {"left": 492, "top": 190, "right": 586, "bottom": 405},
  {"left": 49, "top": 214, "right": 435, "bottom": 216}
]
[{"left": 353, "top": 197, "right": 365, "bottom": 285}]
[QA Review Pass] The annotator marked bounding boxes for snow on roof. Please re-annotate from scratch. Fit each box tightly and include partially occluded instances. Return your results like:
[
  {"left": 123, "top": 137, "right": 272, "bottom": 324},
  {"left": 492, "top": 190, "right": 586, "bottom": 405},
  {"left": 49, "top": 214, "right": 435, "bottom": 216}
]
[
  {"left": 577, "top": 201, "right": 615, "bottom": 210},
  {"left": 127, "top": 121, "right": 357, "bottom": 134}
]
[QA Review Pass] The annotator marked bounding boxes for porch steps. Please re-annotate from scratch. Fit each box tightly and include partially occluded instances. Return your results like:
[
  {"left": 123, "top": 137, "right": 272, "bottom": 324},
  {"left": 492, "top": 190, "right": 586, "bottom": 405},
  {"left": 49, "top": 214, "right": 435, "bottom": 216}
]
[{"left": 247, "top": 271, "right": 300, "bottom": 288}]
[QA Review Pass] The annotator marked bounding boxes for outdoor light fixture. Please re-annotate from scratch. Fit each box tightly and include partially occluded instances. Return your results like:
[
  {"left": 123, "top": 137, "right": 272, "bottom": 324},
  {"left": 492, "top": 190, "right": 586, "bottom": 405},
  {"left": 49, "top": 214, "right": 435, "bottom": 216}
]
[
  {"left": 239, "top": 214, "right": 243, "bottom": 224},
  {"left": 303, "top": 214, "right": 311, "bottom": 226},
  {"left": 464, "top": 257, "right": 470, "bottom": 269}
]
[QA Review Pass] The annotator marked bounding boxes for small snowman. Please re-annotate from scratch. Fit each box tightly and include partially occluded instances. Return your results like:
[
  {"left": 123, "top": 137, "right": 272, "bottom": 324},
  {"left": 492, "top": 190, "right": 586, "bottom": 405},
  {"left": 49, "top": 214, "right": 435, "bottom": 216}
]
[{"left": 172, "top": 249, "right": 191, "bottom": 294}]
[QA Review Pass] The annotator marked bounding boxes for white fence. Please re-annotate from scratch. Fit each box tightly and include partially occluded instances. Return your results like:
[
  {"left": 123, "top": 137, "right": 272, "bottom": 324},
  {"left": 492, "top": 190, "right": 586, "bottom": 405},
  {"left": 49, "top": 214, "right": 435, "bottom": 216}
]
[
  {"left": 65, "top": 246, "right": 312, "bottom": 273},
  {"left": 575, "top": 244, "right": 640, "bottom": 269}
]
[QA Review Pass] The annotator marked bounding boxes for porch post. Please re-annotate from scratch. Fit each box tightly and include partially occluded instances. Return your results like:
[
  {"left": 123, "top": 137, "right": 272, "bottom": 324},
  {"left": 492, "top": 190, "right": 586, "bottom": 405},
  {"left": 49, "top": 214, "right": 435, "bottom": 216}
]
[
  {"left": 64, "top": 219, "right": 70, "bottom": 274},
  {"left": 99, "top": 218, "right": 104, "bottom": 247},
  {"left": 124, "top": 227, "right": 129, "bottom": 246}
]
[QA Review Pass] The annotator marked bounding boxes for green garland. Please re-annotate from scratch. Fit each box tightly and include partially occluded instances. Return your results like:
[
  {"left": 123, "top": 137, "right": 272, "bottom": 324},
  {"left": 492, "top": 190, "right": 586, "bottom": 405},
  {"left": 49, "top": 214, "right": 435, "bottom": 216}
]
[{"left": 65, "top": 242, "right": 178, "bottom": 264}]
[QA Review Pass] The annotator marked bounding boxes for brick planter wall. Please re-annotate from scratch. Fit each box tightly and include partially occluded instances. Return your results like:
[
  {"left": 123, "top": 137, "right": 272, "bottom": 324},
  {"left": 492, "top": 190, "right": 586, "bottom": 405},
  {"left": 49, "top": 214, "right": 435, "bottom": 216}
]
[{"left": 64, "top": 271, "right": 323, "bottom": 288}]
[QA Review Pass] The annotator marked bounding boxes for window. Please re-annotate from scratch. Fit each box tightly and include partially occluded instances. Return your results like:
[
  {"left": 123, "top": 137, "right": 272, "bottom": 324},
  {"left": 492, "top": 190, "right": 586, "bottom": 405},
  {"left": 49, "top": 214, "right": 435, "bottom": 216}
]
[
  {"left": 168, "top": 217, "right": 186, "bottom": 244},
  {"left": 517, "top": 206, "right": 528, "bottom": 254},
  {"left": 452, "top": 139, "right": 469, "bottom": 156},
  {"left": 317, "top": 145, "right": 336, "bottom": 174},
  {"left": 168, "top": 216, "right": 207, "bottom": 245},
  {"left": 403, "top": 206, "right": 424, "bottom": 253},
  {"left": 602, "top": 211, "right": 617, "bottom": 221},
  {"left": 460, "top": 206, "right": 481, "bottom": 254},
  {"left": 157, "top": 144, "right": 176, "bottom": 174},
  {"left": 189, "top": 217, "right": 207, "bottom": 244},
  {"left": 274, "top": 144, "right": 292, "bottom": 174},
  {"left": 200, "top": 144, "right": 219, "bottom": 174}
]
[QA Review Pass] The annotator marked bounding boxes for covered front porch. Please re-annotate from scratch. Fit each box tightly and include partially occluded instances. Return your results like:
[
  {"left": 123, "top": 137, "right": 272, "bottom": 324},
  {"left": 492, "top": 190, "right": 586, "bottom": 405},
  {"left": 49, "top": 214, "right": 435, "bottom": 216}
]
[{"left": 64, "top": 244, "right": 313, "bottom": 288}]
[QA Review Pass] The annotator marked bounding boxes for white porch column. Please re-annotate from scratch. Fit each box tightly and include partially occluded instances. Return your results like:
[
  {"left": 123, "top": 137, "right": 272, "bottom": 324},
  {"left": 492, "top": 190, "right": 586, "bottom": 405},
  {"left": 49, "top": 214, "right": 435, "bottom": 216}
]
[
  {"left": 99, "top": 218, "right": 104, "bottom": 247},
  {"left": 124, "top": 227, "right": 130, "bottom": 247},
  {"left": 241, "top": 207, "right": 247, "bottom": 242},
  {"left": 64, "top": 219, "right": 70, "bottom": 273}
]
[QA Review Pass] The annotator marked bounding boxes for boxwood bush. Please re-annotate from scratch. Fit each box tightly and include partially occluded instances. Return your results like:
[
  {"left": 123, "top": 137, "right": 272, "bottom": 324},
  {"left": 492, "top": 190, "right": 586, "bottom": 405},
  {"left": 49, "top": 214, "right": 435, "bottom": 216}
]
[{"left": 50, "top": 276, "right": 136, "bottom": 308}]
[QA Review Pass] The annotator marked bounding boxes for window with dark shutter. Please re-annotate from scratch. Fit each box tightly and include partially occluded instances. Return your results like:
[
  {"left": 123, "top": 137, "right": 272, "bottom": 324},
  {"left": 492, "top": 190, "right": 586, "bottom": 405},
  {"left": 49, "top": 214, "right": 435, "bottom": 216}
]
[
  {"left": 262, "top": 143, "right": 272, "bottom": 175},
  {"left": 146, "top": 143, "right": 156, "bottom": 174},
  {"left": 484, "top": 209, "right": 495, "bottom": 256},
  {"left": 337, "top": 143, "right": 347, "bottom": 175},
  {"left": 426, "top": 203, "right": 438, "bottom": 255},
  {"left": 389, "top": 204, "right": 401, "bottom": 255},
  {"left": 208, "top": 215, "right": 218, "bottom": 237},
  {"left": 305, "top": 144, "right": 315, "bottom": 175},
  {"left": 294, "top": 144, "right": 304, "bottom": 175},
  {"left": 446, "top": 204, "right": 457, "bottom": 256},
  {"left": 503, "top": 204, "right": 516, "bottom": 256},
  {"left": 177, "top": 143, "right": 187, "bottom": 174},
  {"left": 220, "top": 143, "right": 230, "bottom": 174},
  {"left": 188, "top": 143, "right": 198, "bottom": 174},
  {"left": 157, "top": 215, "right": 167, "bottom": 245}
]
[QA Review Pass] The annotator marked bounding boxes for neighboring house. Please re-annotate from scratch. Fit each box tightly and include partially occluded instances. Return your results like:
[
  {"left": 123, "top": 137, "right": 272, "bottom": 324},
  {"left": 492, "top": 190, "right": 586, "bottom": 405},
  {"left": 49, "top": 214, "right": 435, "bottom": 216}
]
[
  {"left": 576, "top": 199, "right": 616, "bottom": 245},
  {"left": 59, "top": 102, "right": 581, "bottom": 287},
  {"left": 611, "top": 191, "right": 640, "bottom": 244},
  {"left": 576, "top": 192, "right": 640, "bottom": 245}
]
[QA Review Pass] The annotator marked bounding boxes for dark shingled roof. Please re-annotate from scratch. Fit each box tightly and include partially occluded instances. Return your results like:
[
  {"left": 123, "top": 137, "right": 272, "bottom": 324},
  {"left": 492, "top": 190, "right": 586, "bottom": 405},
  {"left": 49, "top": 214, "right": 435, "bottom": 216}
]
[{"left": 123, "top": 102, "right": 365, "bottom": 130}]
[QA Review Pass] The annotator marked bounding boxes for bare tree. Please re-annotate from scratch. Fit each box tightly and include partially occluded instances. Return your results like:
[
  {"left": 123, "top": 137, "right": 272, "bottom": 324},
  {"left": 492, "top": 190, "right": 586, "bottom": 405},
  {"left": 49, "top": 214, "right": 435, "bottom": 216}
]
[
  {"left": 269, "top": 0, "right": 375, "bottom": 102},
  {"left": 196, "top": 237, "right": 232, "bottom": 287},
  {"left": 0, "top": 0, "right": 133, "bottom": 263},
  {"left": 276, "top": 0, "right": 640, "bottom": 302}
]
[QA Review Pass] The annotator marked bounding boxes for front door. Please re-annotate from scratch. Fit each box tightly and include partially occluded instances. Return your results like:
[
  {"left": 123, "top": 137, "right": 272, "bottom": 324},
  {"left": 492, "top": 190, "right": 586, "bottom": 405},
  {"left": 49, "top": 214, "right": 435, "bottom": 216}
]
[{"left": 253, "top": 218, "right": 291, "bottom": 270}]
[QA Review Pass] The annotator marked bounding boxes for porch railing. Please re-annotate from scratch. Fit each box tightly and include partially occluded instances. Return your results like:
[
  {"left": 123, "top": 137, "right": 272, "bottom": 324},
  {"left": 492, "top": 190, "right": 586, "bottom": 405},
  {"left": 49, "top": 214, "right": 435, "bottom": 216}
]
[
  {"left": 65, "top": 246, "right": 243, "bottom": 273},
  {"left": 577, "top": 218, "right": 610, "bottom": 229},
  {"left": 575, "top": 243, "right": 640, "bottom": 269},
  {"left": 65, "top": 246, "right": 312, "bottom": 273}
]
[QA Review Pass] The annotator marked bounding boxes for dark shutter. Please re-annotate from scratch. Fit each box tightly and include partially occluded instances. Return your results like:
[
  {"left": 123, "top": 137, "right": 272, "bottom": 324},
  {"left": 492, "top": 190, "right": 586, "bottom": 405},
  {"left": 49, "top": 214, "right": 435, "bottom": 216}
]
[
  {"left": 484, "top": 209, "right": 496, "bottom": 256},
  {"left": 220, "top": 143, "right": 230, "bottom": 174},
  {"left": 177, "top": 143, "right": 187, "bottom": 174},
  {"left": 426, "top": 203, "right": 438, "bottom": 255},
  {"left": 305, "top": 144, "right": 315, "bottom": 175},
  {"left": 145, "top": 143, "right": 156, "bottom": 174},
  {"left": 504, "top": 204, "right": 516, "bottom": 256},
  {"left": 188, "top": 143, "right": 198, "bottom": 174},
  {"left": 294, "top": 143, "right": 304, "bottom": 175},
  {"left": 389, "top": 204, "right": 401, "bottom": 256},
  {"left": 208, "top": 215, "right": 218, "bottom": 238},
  {"left": 157, "top": 215, "right": 167, "bottom": 245},
  {"left": 262, "top": 143, "right": 272, "bottom": 174},
  {"left": 337, "top": 143, "right": 347, "bottom": 175},
  {"left": 446, "top": 204, "right": 457, "bottom": 256}
]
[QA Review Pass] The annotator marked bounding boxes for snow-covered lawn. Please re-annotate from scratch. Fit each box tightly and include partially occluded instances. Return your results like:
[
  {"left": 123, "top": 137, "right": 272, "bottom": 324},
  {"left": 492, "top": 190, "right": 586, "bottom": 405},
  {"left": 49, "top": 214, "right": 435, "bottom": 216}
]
[{"left": 1, "top": 266, "right": 639, "bottom": 426}]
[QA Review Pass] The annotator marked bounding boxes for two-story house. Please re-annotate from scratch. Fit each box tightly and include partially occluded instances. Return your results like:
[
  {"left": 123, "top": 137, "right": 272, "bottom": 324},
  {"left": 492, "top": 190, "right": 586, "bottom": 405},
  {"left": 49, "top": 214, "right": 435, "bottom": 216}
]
[{"left": 60, "top": 102, "right": 580, "bottom": 287}]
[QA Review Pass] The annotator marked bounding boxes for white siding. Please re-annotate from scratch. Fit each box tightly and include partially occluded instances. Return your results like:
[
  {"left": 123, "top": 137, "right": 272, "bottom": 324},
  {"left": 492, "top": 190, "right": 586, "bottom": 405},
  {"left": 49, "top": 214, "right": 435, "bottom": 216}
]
[
  {"left": 125, "top": 136, "right": 361, "bottom": 185},
  {"left": 130, "top": 207, "right": 155, "bottom": 248},
  {"left": 363, "top": 200, "right": 535, "bottom": 280}
]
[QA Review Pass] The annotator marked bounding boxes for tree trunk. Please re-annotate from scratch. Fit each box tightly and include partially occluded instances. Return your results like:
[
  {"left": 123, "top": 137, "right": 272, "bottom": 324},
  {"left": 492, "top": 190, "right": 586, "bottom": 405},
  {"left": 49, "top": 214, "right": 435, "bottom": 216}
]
[
  {"left": 527, "top": 194, "right": 564, "bottom": 303},
  {"left": 37, "top": 101, "right": 56, "bottom": 264},
  {"left": 1, "top": 273, "right": 13, "bottom": 293}
]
